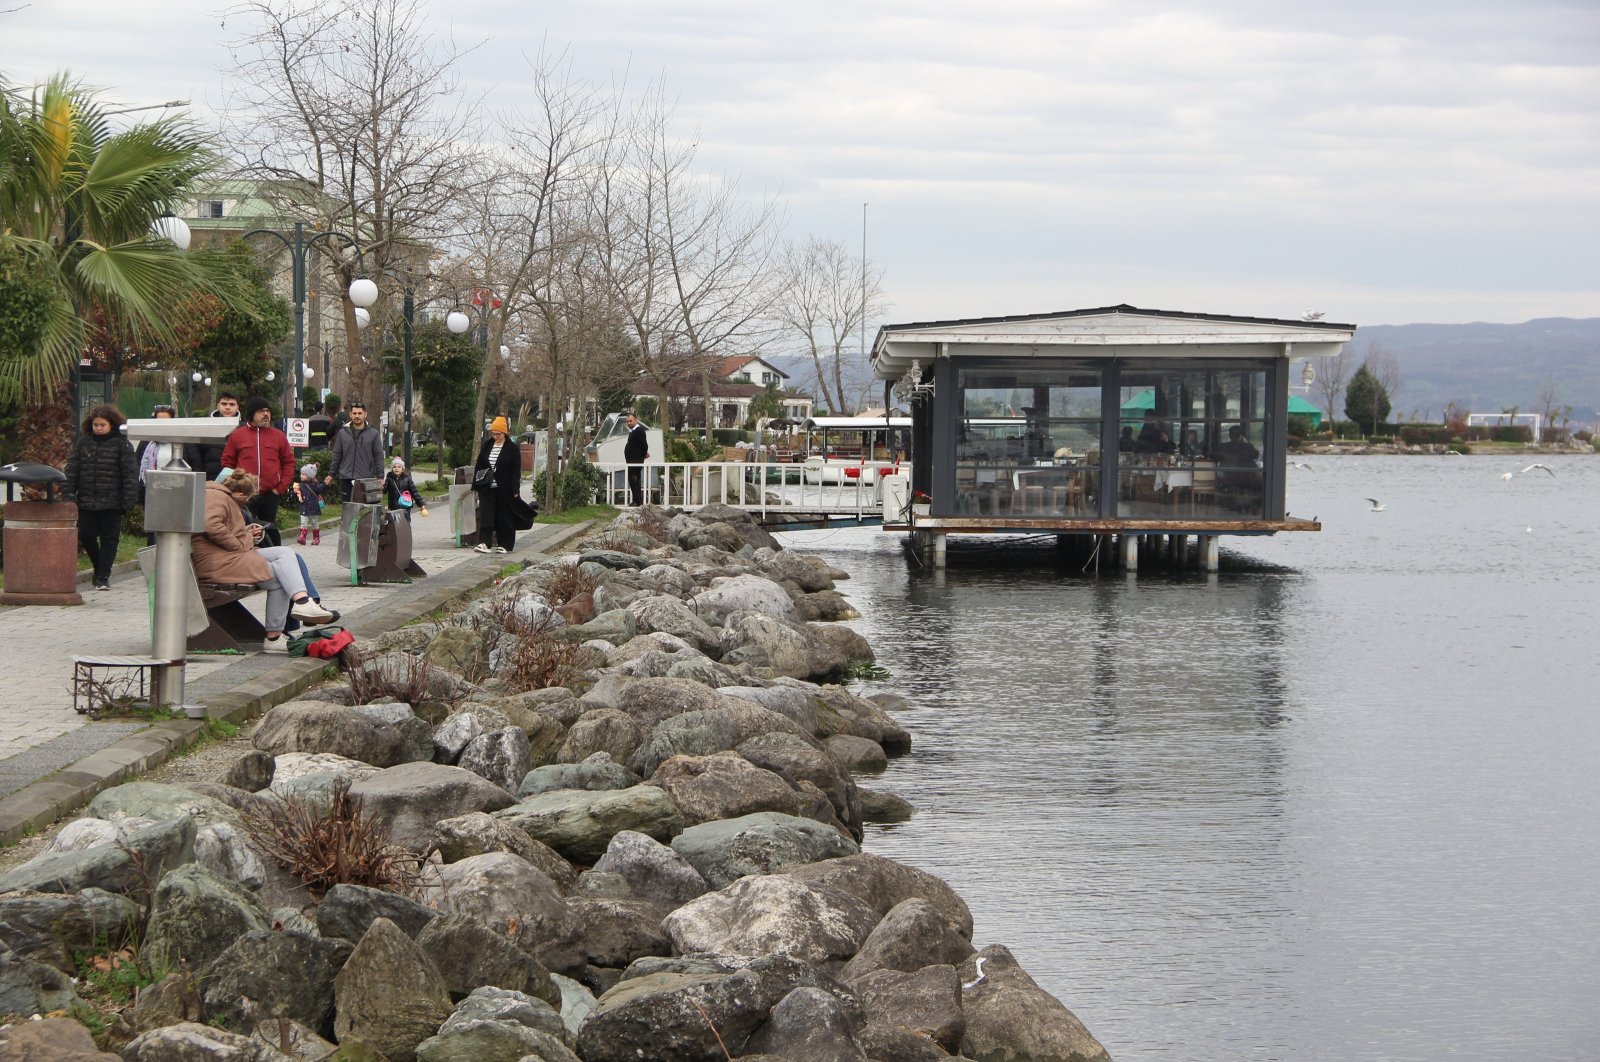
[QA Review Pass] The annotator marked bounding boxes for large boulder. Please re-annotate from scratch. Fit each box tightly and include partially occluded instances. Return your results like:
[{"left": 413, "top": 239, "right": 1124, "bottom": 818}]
[
  {"left": 432, "top": 712, "right": 483, "bottom": 764},
  {"left": 646, "top": 751, "right": 807, "bottom": 824},
  {"left": 0, "top": 1017, "right": 120, "bottom": 1061},
  {"left": 561, "top": 609, "right": 637, "bottom": 646},
  {"left": 626, "top": 596, "right": 722, "bottom": 655},
  {"left": 253, "top": 701, "right": 432, "bottom": 767},
  {"left": 575, "top": 964, "right": 792, "bottom": 1062},
  {"left": 719, "top": 612, "right": 848, "bottom": 680},
  {"left": 611, "top": 677, "right": 723, "bottom": 733},
  {"left": 201, "top": 929, "right": 351, "bottom": 1039},
  {"left": 347, "top": 762, "right": 516, "bottom": 852},
  {"left": 333, "top": 918, "right": 454, "bottom": 1062},
  {"left": 349, "top": 703, "right": 437, "bottom": 763},
  {"left": 432, "top": 853, "right": 577, "bottom": 971},
  {"left": 841, "top": 898, "right": 973, "bottom": 981},
  {"left": 814, "top": 686, "right": 912, "bottom": 754},
  {"left": 494, "top": 785, "right": 685, "bottom": 864},
  {"left": 737, "top": 731, "right": 859, "bottom": 836},
  {"left": 754, "top": 547, "right": 835, "bottom": 593},
  {"left": 316, "top": 883, "right": 438, "bottom": 942},
  {"left": 268, "top": 752, "right": 383, "bottom": 800},
  {"left": 458, "top": 727, "right": 533, "bottom": 793},
  {"left": 851, "top": 965, "right": 965, "bottom": 1054},
  {"left": 416, "top": 984, "right": 578, "bottom": 1062},
  {"left": 518, "top": 754, "right": 640, "bottom": 798},
  {"left": 87, "top": 781, "right": 237, "bottom": 828},
  {"left": 424, "top": 626, "right": 488, "bottom": 683},
  {"left": 0, "top": 945, "right": 78, "bottom": 1018},
  {"left": 670, "top": 811, "right": 859, "bottom": 888},
  {"left": 590, "top": 830, "right": 710, "bottom": 908},
  {"left": 626, "top": 709, "right": 742, "bottom": 777},
  {"left": 824, "top": 733, "right": 890, "bottom": 773},
  {"left": 785, "top": 853, "right": 974, "bottom": 940},
  {"left": 556, "top": 708, "right": 641, "bottom": 766},
  {"left": 0, "top": 889, "right": 140, "bottom": 974},
  {"left": 145, "top": 863, "right": 271, "bottom": 973},
  {"left": 557, "top": 896, "right": 673, "bottom": 969},
  {"left": 193, "top": 821, "right": 266, "bottom": 890},
  {"left": 415, "top": 915, "right": 559, "bottom": 1006},
  {"left": 0, "top": 816, "right": 195, "bottom": 896},
  {"left": 958, "top": 945, "right": 1110, "bottom": 1062},
  {"left": 720, "top": 685, "right": 820, "bottom": 735},
  {"left": 678, "top": 520, "right": 750, "bottom": 555},
  {"left": 661, "top": 874, "right": 879, "bottom": 965},
  {"left": 691, "top": 574, "right": 797, "bottom": 624},
  {"left": 741, "top": 985, "right": 869, "bottom": 1061},
  {"left": 427, "top": 813, "right": 576, "bottom": 890},
  {"left": 121, "top": 1022, "right": 287, "bottom": 1061}
]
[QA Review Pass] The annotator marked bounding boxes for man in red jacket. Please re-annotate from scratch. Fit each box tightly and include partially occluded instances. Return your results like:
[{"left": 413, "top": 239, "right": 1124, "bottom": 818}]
[{"left": 221, "top": 396, "right": 296, "bottom": 530}]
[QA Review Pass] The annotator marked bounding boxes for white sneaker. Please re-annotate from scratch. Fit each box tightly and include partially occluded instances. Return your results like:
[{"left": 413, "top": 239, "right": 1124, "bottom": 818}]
[
  {"left": 493, "top": 546, "right": 509, "bottom": 554},
  {"left": 262, "top": 635, "right": 289, "bottom": 654},
  {"left": 473, "top": 543, "right": 491, "bottom": 554},
  {"left": 290, "top": 598, "right": 336, "bottom": 623}
]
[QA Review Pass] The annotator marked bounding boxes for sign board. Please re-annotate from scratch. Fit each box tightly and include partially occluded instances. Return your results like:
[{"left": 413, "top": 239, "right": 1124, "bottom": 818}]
[{"left": 287, "top": 417, "right": 310, "bottom": 446}]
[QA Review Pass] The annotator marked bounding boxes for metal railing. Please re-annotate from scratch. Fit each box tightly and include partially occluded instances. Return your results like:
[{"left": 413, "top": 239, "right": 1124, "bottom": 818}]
[{"left": 593, "top": 461, "right": 889, "bottom": 519}]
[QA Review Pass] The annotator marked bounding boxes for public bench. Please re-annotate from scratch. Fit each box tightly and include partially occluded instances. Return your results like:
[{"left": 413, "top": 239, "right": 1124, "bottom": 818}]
[{"left": 136, "top": 547, "right": 266, "bottom": 652}]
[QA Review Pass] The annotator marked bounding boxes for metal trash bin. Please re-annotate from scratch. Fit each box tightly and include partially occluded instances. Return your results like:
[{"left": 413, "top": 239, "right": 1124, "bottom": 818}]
[{"left": 0, "top": 462, "right": 80, "bottom": 606}]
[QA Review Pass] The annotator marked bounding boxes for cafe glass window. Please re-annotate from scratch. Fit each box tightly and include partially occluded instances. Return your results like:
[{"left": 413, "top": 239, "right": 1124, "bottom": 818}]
[
  {"left": 954, "top": 365, "right": 1102, "bottom": 517},
  {"left": 1115, "top": 367, "right": 1267, "bottom": 519}
]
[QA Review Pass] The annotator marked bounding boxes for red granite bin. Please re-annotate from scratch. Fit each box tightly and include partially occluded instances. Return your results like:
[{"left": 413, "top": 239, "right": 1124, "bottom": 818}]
[{"left": 0, "top": 462, "right": 83, "bottom": 606}]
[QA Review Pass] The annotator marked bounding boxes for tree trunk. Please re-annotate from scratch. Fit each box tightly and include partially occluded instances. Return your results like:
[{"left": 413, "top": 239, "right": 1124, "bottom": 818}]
[{"left": 19, "top": 379, "right": 77, "bottom": 468}]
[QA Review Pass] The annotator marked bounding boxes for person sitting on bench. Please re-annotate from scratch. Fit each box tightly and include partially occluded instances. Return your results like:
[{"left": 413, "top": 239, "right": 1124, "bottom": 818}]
[{"left": 196, "top": 471, "right": 338, "bottom": 653}]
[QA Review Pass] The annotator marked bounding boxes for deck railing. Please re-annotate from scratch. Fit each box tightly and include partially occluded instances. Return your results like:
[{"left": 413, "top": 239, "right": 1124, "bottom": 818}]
[{"left": 592, "top": 461, "right": 892, "bottom": 519}]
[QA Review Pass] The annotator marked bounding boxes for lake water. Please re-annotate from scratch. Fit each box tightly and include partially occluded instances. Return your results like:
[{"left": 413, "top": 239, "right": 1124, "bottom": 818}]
[{"left": 774, "top": 454, "right": 1600, "bottom": 1062}]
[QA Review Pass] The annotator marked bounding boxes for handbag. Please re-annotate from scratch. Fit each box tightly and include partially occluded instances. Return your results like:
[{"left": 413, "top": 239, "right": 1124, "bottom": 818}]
[
  {"left": 473, "top": 467, "right": 491, "bottom": 487},
  {"left": 399, "top": 490, "right": 414, "bottom": 508},
  {"left": 287, "top": 625, "right": 347, "bottom": 657}
]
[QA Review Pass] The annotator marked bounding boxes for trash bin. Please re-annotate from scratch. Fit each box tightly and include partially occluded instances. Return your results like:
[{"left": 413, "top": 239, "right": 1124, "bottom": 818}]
[{"left": 0, "top": 462, "right": 81, "bottom": 606}]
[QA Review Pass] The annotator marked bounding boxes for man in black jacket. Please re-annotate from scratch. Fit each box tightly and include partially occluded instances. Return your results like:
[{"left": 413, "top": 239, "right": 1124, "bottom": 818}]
[
  {"left": 182, "top": 392, "right": 240, "bottom": 480},
  {"left": 623, "top": 411, "right": 649, "bottom": 506}
]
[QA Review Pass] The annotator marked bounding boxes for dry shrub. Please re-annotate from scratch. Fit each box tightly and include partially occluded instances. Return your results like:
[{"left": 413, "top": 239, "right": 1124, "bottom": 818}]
[
  {"left": 632, "top": 505, "right": 674, "bottom": 543},
  {"left": 341, "top": 647, "right": 455, "bottom": 707},
  {"left": 241, "top": 787, "right": 424, "bottom": 897},
  {"left": 588, "top": 530, "right": 644, "bottom": 555},
  {"left": 544, "top": 563, "right": 600, "bottom": 607},
  {"left": 504, "top": 613, "right": 587, "bottom": 692}
]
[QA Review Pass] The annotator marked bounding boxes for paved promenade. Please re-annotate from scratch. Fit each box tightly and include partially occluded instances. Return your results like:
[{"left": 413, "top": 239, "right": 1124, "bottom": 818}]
[{"left": 0, "top": 490, "right": 591, "bottom": 838}]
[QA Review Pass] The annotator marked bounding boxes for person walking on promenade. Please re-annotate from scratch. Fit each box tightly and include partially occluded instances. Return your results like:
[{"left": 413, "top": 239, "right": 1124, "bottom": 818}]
[
  {"left": 181, "top": 392, "right": 240, "bottom": 481},
  {"left": 623, "top": 410, "right": 649, "bottom": 506},
  {"left": 294, "top": 463, "right": 325, "bottom": 545},
  {"left": 64, "top": 404, "right": 138, "bottom": 591},
  {"left": 136, "top": 404, "right": 177, "bottom": 545},
  {"left": 326, "top": 400, "right": 385, "bottom": 503},
  {"left": 471, "top": 416, "right": 522, "bottom": 554},
  {"left": 221, "top": 397, "right": 295, "bottom": 533},
  {"left": 383, "top": 456, "right": 427, "bottom": 521}
]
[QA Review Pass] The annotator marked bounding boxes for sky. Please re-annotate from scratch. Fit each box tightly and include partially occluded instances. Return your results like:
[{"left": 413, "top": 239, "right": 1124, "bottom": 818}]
[{"left": 6, "top": 0, "right": 1599, "bottom": 329}]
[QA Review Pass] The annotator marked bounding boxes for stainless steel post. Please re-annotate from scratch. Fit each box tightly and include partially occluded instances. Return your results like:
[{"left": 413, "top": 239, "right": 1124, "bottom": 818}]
[{"left": 151, "top": 527, "right": 194, "bottom": 713}]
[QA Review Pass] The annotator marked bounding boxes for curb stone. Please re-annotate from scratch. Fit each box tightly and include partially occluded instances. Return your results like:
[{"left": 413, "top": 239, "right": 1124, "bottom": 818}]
[{"left": 0, "top": 520, "right": 592, "bottom": 845}]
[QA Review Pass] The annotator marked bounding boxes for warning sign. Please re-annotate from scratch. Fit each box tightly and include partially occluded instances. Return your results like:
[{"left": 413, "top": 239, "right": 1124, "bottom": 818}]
[{"left": 287, "top": 417, "right": 310, "bottom": 446}]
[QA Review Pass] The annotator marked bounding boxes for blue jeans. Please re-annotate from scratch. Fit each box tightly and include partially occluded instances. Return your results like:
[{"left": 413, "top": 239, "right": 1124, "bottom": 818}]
[{"left": 283, "top": 554, "right": 322, "bottom": 633}]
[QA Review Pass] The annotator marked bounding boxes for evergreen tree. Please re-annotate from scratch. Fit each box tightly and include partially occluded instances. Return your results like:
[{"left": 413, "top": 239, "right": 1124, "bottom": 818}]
[{"left": 1344, "top": 363, "right": 1392, "bottom": 435}]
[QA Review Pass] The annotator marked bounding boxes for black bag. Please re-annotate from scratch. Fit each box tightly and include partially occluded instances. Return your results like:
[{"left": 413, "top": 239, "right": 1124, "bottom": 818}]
[
  {"left": 473, "top": 467, "right": 491, "bottom": 487},
  {"left": 505, "top": 494, "right": 537, "bottom": 531}
]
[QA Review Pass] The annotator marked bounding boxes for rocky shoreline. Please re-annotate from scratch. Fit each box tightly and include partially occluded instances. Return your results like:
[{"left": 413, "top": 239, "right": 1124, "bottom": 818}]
[{"left": 0, "top": 504, "right": 1111, "bottom": 1062}]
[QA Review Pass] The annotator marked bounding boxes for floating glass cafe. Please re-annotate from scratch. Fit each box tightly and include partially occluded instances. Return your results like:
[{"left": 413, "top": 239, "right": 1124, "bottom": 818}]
[{"left": 871, "top": 305, "right": 1356, "bottom": 569}]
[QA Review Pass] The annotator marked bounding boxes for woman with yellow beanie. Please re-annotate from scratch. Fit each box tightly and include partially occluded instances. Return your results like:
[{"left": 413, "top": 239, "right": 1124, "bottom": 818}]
[{"left": 471, "top": 416, "right": 523, "bottom": 553}]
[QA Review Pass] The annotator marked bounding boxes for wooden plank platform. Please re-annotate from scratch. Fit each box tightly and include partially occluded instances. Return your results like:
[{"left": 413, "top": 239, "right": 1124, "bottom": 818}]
[{"left": 893, "top": 516, "right": 1320, "bottom": 534}]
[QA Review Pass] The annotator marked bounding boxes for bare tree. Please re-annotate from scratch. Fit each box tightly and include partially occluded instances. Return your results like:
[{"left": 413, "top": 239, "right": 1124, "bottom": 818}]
[
  {"left": 774, "top": 237, "right": 887, "bottom": 415},
  {"left": 1314, "top": 351, "right": 1353, "bottom": 428},
  {"left": 220, "top": 0, "right": 487, "bottom": 407},
  {"left": 1365, "top": 341, "right": 1403, "bottom": 419}
]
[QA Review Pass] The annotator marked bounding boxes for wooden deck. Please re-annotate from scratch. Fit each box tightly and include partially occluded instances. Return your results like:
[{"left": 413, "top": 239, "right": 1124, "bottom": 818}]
[{"left": 888, "top": 515, "right": 1320, "bottom": 534}]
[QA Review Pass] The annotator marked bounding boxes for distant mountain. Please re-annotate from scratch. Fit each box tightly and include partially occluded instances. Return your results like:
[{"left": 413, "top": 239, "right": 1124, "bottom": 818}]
[
  {"left": 1350, "top": 318, "right": 1600, "bottom": 424},
  {"left": 766, "top": 318, "right": 1600, "bottom": 425}
]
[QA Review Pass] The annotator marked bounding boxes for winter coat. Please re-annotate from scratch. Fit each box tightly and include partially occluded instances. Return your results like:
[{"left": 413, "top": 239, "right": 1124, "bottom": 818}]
[
  {"left": 383, "top": 471, "right": 423, "bottom": 511},
  {"left": 624, "top": 422, "right": 649, "bottom": 463},
  {"left": 473, "top": 438, "right": 522, "bottom": 502},
  {"left": 220, "top": 424, "right": 295, "bottom": 495},
  {"left": 190, "top": 481, "right": 271, "bottom": 584},
  {"left": 295, "top": 477, "right": 325, "bottom": 517},
  {"left": 329, "top": 424, "right": 385, "bottom": 482},
  {"left": 64, "top": 431, "right": 138, "bottom": 512}
]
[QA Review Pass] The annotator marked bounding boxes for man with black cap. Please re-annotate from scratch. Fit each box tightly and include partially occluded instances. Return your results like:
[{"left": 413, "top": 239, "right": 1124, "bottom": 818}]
[
  {"left": 326, "top": 400, "right": 385, "bottom": 503},
  {"left": 220, "top": 397, "right": 296, "bottom": 529}
]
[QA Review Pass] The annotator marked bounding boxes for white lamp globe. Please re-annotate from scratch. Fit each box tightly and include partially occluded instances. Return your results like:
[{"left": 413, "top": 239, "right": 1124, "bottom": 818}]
[
  {"left": 266, "top": 371, "right": 275, "bottom": 382},
  {"left": 168, "top": 376, "right": 177, "bottom": 386},
  {"left": 150, "top": 215, "right": 192, "bottom": 251},
  {"left": 348, "top": 277, "right": 378, "bottom": 308},
  {"left": 303, "top": 366, "right": 315, "bottom": 379},
  {"left": 191, "top": 371, "right": 203, "bottom": 382},
  {"left": 204, "top": 377, "right": 212, "bottom": 386},
  {"left": 446, "top": 311, "right": 471, "bottom": 335},
  {"left": 353, "top": 307, "right": 371, "bottom": 330}
]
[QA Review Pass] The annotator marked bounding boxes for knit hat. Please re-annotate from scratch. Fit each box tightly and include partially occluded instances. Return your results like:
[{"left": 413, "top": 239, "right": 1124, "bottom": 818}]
[
  {"left": 300, "top": 463, "right": 318, "bottom": 478},
  {"left": 489, "top": 416, "right": 510, "bottom": 434},
  {"left": 391, "top": 457, "right": 405, "bottom": 470},
  {"left": 243, "top": 397, "right": 272, "bottom": 421}
]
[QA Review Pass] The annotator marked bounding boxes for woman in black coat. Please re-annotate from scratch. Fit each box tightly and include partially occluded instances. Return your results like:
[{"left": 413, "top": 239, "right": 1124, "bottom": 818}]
[
  {"left": 63, "top": 403, "right": 138, "bottom": 591},
  {"left": 472, "top": 417, "right": 523, "bottom": 553}
]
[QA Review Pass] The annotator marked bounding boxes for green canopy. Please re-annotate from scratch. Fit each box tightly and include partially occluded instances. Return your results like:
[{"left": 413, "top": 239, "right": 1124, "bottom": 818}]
[{"left": 1120, "top": 389, "right": 1323, "bottom": 430}]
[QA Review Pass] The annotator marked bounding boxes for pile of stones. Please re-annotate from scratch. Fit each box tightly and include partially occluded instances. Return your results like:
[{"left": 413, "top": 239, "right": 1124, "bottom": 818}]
[{"left": 0, "top": 504, "right": 1110, "bottom": 1061}]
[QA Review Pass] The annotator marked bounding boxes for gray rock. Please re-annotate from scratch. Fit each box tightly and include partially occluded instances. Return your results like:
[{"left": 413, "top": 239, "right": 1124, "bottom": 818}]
[
  {"left": 670, "top": 811, "right": 859, "bottom": 888},
  {"left": 352, "top": 651, "right": 480, "bottom": 704},
  {"left": 427, "top": 813, "right": 576, "bottom": 890},
  {"left": 575, "top": 673, "right": 636, "bottom": 712},
  {"left": 0, "top": 889, "right": 140, "bottom": 974},
  {"left": 858, "top": 1021, "right": 951, "bottom": 1062},
  {"left": 146, "top": 863, "right": 272, "bottom": 973},
  {"left": 249, "top": 1019, "right": 337, "bottom": 1062},
  {"left": 201, "top": 929, "right": 350, "bottom": 1037},
  {"left": 417, "top": 1018, "right": 578, "bottom": 1062},
  {"left": 87, "top": 781, "right": 237, "bottom": 828},
  {"left": 268, "top": 752, "right": 382, "bottom": 799},
  {"left": 814, "top": 686, "right": 912, "bottom": 754},
  {"left": 574, "top": 959, "right": 800, "bottom": 1061},
  {"left": 442, "top": 984, "right": 567, "bottom": 1037},
  {"left": 591, "top": 830, "right": 710, "bottom": 907},
  {"left": 415, "top": 915, "right": 559, "bottom": 1005},
  {"left": 579, "top": 548, "right": 650, "bottom": 571},
  {"left": 739, "top": 731, "right": 860, "bottom": 835},
  {"left": 859, "top": 787, "right": 915, "bottom": 823},
  {"left": 317, "top": 883, "right": 437, "bottom": 942},
  {"left": 556, "top": 896, "right": 672, "bottom": 969},
  {"left": 662, "top": 874, "right": 879, "bottom": 964},
  {"left": 253, "top": 701, "right": 426, "bottom": 767},
  {"left": 0, "top": 816, "right": 195, "bottom": 896},
  {"left": 785, "top": 853, "right": 973, "bottom": 939},
  {"left": 432, "top": 712, "right": 483, "bottom": 764},
  {"left": 626, "top": 596, "right": 722, "bottom": 655},
  {"left": 561, "top": 609, "right": 636, "bottom": 645},
  {"left": 646, "top": 751, "right": 807, "bottom": 825},
  {"left": 121, "top": 1021, "right": 287, "bottom": 1061},
  {"left": 794, "top": 589, "right": 862, "bottom": 621},
  {"left": 626, "top": 708, "right": 743, "bottom": 777},
  {"left": 635, "top": 563, "right": 696, "bottom": 597},
  {"left": 556, "top": 709, "right": 640, "bottom": 767},
  {"left": 459, "top": 727, "right": 533, "bottom": 793},
  {"left": 0, "top": 1017, "right": 119, "bottom": 1060},
  {"left": 425, "top": 626, "right": 488, "bottom": 683},
  {"left": 754, "top": 547, "right": 836, "bottom": 592},
  {"left": 433, "top": 853, "right": 577, "bottom": 971},
  {"left": 743, "top": 984, "right": 869, "bottom": 1061},
  {"left": 842, "top": 899, "right": 974, "bottom": 981},
  {"left": 349, "top": 704, "right": 436, "bottom": 764},
  {"left": 494, "top": 786, "right": 686, "bottom": 865},
  {"left": 0, "top": 945, "right": 77, "bottom": 1017},
  {"left": 334, "top": 918, "right": 454, "bottom": 1062},
  {"left": 548, "top": 972, "right": 597, "bottom": 1039},
  {"left": 194, "top": 821, "right": 266, "bottom": 890},
  {"left": 448, "top": 701, "right": 513, "bottom": 732},
  {"left": 958, "top": 945, "right": 1110, "bottom": 1062},
  {"left": 852, "top": 965, "right": 965, "bottom": 1054},
  {"left": 45, "top": 816, "right": 145, "bottom": 853},
  {"left": 691, "top": 573, "right": 798, "bottom": 624},
  {"left": 518, "top": 754, "right": 641, "bottom": 798},
  {"left": 720, "top": 612, "right": 852, "bottom": 680},
  {"left": 824, "top": 733, "right": 890, "bottom": 773},
  {"left": 663, "top": 657, "right": 745, "bottom": 687},
  {"left": 222, "top": 750, "right": 275, "bottom": 792},
  {"left": 348, "top": 762, "right": 517, "bottom": 852}
]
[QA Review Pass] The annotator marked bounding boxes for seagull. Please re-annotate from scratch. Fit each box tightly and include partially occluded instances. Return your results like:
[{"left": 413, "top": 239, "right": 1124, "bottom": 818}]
[
  {"left": 1289, "top": 461, "right": 1314, "bottom": 471},
  {"left": 1519, "top": 463, "right": 1556, "bottom": 477},
  {"left": 962, "top": 957, "right": 988, "bottom": 990},
  {"left": 1365, "top": 498, "right": 1386, "bottom": 512}
]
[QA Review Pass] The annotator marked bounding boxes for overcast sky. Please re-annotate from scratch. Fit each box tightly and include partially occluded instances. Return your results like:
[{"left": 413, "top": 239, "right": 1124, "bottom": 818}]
[{"left": 7, "top": 0, "right": 1598, "bottom": 328}]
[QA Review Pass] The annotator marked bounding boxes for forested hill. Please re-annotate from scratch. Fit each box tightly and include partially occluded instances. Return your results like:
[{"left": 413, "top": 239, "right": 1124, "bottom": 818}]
[{"left": 1317, "top": 318, "right": 1600, "bottom": 422}]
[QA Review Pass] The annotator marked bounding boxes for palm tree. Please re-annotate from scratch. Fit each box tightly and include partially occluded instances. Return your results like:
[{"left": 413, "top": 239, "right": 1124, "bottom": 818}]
[{"left": 0, "top": 73, "right": 233, "bottom": 463}]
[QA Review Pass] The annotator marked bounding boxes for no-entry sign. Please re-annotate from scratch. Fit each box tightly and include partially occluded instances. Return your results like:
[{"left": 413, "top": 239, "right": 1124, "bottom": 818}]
[{"left": 287, "top": 418, "right": 310, "bottom": 446}]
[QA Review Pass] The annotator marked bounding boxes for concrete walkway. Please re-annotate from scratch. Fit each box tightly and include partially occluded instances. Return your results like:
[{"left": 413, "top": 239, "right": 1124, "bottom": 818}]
[{"left": 0, "top": 493, "right": 591, "bottom": 843}]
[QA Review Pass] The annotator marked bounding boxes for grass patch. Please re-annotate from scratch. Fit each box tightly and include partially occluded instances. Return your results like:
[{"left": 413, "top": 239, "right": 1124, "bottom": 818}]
[
  {"left": 537, "top": 504, "right": 617, "bottom": 525},
  {"left": 844, "top": 660, "right": 892, "bottom": 683}
]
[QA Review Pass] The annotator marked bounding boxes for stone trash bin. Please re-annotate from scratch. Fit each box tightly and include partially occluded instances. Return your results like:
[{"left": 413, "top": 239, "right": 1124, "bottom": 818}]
[{"left": 0, "top": 462, "right": 82, "bottom": 606}]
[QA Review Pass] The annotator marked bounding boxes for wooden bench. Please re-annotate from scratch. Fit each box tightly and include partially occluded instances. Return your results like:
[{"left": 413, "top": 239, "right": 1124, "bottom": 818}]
[{"left": 137, "top": 547, "right": 267, "bottom": 653}]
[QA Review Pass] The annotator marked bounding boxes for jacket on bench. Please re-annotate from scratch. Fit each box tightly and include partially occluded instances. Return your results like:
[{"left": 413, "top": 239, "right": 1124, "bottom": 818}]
[{"left": 192, "top": 481, "right": 271, "bottom": 585}]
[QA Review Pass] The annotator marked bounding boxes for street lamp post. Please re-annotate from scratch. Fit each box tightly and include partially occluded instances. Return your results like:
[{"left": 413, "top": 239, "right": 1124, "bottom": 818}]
[{"left": 242, "top": 222, "right": 377, "bottom": 416}]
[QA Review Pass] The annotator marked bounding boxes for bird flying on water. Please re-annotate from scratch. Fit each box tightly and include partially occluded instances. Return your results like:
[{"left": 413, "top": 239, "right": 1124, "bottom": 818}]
[
  {"left": 1501, "top": 464, "right": 1555, "bottom": 480},
  {"left": 1289, "top": 461, "right": 1314, "bottom": 470},
  {"left": 1366, "top": 498, "right": 1386, "bottom": 512}
]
